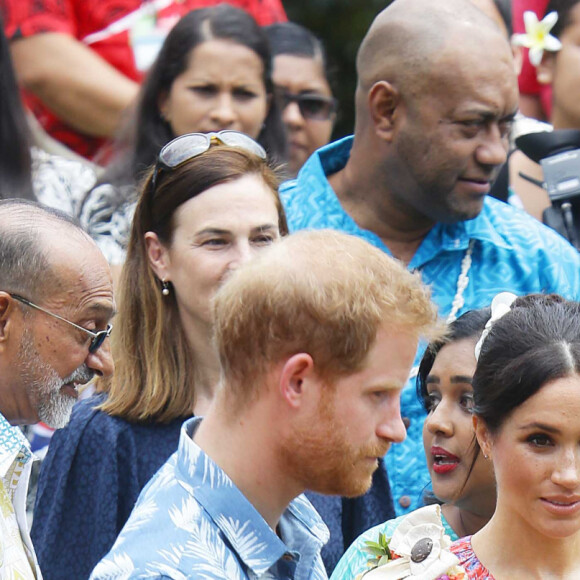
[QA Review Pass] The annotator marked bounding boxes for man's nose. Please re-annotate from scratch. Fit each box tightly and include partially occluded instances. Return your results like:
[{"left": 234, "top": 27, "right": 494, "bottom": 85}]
[
  {"left": 86, "top": 340, "right": 114, "bottom": 378},
  {"left": 476, "top": 126, "right": 508, "bottom": 167}
]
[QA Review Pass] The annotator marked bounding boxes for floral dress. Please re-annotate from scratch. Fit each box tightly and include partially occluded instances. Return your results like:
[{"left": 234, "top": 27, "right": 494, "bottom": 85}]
[{"left": 451, "top": 536, "right": 495, "bottom": 579}]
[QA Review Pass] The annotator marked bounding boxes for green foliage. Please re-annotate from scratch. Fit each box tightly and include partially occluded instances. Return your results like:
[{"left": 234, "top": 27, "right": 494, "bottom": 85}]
[
  {"left": 283, "top": 1, "right": 395, "bottom": 138},
  {"left": 362, "top": 530, "right": 394, "bottom": 571}
]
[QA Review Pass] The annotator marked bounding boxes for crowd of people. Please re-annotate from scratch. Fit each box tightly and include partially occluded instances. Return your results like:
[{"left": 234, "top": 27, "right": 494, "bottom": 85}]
[{"left": 2, "top": 0, "right": 580, "bottom": 579}]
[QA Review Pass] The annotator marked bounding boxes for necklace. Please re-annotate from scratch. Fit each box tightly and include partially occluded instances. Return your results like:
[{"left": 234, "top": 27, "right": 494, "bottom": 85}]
[
  {"left": 408, "top": 239, "right": 474, "bottom": 380},
  {"left": 446, "top": 239, "right": 474, "bottom": 324}
]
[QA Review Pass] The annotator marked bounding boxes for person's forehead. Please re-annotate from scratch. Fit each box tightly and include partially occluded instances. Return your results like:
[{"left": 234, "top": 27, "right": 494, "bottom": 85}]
[
  {"left": 468, "top": 0, "right": 509, "bottom": 38},
  {"left": 423, "top": 33, "right": 517, "bottom": 105},
  {"left": 46, "top": 238, "right": 114, "bottom": 316}
]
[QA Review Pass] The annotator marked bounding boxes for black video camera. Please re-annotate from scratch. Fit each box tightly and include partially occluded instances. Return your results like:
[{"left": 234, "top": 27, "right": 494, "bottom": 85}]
[{"left": 516, "top": 129, "right": 580, "bottom": 250}]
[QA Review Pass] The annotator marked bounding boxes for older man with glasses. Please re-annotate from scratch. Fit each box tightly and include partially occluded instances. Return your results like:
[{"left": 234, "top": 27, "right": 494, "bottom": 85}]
[{"left": 0, "top": 198, "right": 114, "bottom": 579}]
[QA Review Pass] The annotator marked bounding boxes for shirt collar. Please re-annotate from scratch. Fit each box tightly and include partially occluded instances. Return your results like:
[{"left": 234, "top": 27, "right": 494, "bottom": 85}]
[
  {"left": 306, "top": 137, "right": 513, "bottom": 268},
  {"left": 175, "top": 417, "right": 328, "bottom": 577},
  {"left": 0, "top": 412, "right": 32, "bottom": 477}
]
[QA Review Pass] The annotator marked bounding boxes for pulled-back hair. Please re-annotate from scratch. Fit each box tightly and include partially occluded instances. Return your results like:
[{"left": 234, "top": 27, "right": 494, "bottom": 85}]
[
  {"left": 265, "top": 22, "right": 335, "bottom": 90},
  {"left": 213, "top": 230, "right": 442, "bottom": 414},
  {"left": 417, "top": 307, "right": 491, "bottom": 408},
  {"left": 473, "top": 294, "right": 580, "bottom": 432},
  {"left": 97, "top": 145, "right": 288, "bottom": 422}
]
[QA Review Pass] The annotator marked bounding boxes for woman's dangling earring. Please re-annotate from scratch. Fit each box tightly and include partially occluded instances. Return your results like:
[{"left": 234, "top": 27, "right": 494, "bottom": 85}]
[{"left": 161, "top": 279, "right": 170, "bottom": 296}]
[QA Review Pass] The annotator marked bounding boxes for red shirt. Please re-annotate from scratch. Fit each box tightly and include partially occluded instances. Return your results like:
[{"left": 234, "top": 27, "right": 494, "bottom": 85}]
[{"left": 2, "top": 0, "right": 287, "bottom": 159}]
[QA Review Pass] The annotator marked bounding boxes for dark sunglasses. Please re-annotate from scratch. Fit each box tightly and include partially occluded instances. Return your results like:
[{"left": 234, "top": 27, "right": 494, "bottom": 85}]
[
  {"left": 278, "top": 91, "right": 337, "bottom": 121},
  {"left": 8, "top": 293, "right": 113, "bottom": 354},
  {"left": 151, "top": 131, "right": 267, "bottom": 192}
]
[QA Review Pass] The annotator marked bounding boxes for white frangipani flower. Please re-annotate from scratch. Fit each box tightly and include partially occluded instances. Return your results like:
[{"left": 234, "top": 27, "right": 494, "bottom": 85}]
[
  {"left": 359, "top": 506, "right": 466, "bottom": 580},
  {"left": 512, "top": 10, "right": 562, "bottom": 66}
]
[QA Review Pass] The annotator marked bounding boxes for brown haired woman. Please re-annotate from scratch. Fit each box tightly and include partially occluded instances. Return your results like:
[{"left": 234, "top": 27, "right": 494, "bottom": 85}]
[{"left": 31, "top": 132, "right": 288, "bottom": 580}]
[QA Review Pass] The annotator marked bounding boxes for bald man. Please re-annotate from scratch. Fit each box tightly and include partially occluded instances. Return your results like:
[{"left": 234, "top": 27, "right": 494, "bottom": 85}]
[
  {"left": 280, "top": 0, "right": 580, "bottom": 572},
  {"left": 0, "top": 199, "right": 114, "bottom": 578}
]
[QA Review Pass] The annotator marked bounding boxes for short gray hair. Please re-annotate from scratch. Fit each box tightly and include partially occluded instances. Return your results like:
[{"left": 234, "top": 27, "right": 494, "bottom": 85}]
[{"left": 0, "top": 199, "right": 85, "bottom": 300}]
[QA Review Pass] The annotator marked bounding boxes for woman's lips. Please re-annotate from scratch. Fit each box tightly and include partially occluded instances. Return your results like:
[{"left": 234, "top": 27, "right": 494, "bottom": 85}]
[
  {"left": 541, "top": 496, "right": 580, "bottom": 516},
  {"left": 431, "top": 445, "right": 460, "bottom": 474}
]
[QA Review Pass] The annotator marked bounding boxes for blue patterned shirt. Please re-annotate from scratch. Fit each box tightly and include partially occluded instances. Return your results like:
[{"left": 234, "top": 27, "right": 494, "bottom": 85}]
[
  {"left": 91, "top": 417, "right": 329, "bottom": 580},
  {"left": 280, "top": 136, "right": 580, "bottom": 517}
]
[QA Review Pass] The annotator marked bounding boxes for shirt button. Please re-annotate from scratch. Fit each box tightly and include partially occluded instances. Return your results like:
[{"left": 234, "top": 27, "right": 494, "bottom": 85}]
[
  {"left": 399, "top": 495, "right": 411, "bottom": 508},
  {"left": 402, "top": 417, "right": 411, "bottom": 429}
]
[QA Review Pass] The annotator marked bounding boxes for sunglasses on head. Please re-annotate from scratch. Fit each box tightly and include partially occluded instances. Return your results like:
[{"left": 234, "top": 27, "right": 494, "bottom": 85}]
[
  {"left": 278, "top": 90, "right": 337, "bottom": 121},
  {"left": 150, "top": 130, "right": 267, "bottom": 192}
]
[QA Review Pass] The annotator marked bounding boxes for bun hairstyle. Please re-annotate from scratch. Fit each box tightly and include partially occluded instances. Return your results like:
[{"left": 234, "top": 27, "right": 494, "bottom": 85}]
[{"left": 473, "top": 293, "right": 580, "bottom": 432}]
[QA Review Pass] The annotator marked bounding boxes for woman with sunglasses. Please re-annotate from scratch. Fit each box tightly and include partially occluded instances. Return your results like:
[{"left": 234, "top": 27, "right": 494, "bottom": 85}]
[
  {"left": 265, "top": 22, "right": 337, "bottom": 178},
  {"left": 31, "top": 131, "right": 288, "bottom": 580},
  {"left": 79, "top": 4, "right": 286, "bottom": 270}
]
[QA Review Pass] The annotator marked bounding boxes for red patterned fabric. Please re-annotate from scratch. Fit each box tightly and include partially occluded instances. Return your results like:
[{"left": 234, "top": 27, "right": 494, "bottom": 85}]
[
  {"left": 1, "top": 0, "right": 286, "bottom": 159},
  {"left": 450, "top": 536, "right": 495, "bottom": 580}
]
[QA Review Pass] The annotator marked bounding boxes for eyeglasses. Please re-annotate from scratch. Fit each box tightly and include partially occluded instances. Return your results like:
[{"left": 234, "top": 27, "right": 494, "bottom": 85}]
[
  {"left": 278, "top": 90, "right": 337, "bottom": 121},
  {"left": 151, "top": 130, "right": 267, "bottom": 191},
  {"left": 9, "top": 293, "right": 113, "bottom": 354}
]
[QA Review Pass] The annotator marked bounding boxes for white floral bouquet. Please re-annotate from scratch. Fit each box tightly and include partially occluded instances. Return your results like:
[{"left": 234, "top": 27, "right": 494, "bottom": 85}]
[{"left": 355, "top": 505, "right": 466, "bottom": 580}]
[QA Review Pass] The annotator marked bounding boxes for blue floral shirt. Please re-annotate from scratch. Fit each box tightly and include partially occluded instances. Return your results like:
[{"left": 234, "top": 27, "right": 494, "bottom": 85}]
[
  {"left": 91, "top": 417, "right": 329, "bottom": 580},
  {"left": 280, "top": 136, "right": 580, "bottom": 517}
]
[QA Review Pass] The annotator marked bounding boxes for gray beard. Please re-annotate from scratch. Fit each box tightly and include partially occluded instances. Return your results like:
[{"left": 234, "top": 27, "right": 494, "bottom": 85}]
[{"left": 17, "top": 329, "right": 93, "bottom": 428}]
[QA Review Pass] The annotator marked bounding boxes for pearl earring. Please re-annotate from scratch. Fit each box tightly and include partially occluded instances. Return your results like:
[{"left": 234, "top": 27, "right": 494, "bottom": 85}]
[{"left": 161, "top": 279, "right": 170, "bottom": 296}]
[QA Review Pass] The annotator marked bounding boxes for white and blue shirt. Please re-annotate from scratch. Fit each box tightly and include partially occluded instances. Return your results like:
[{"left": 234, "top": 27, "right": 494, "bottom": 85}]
[
  {"left": 91, "top": 417, "right": 329, "bottom": 580},
  {"left": 0, "top": 412, "right": 40, "bottom": 579},
  {"left": 280, "top": 136, "right": 580, "bottom": 517}
]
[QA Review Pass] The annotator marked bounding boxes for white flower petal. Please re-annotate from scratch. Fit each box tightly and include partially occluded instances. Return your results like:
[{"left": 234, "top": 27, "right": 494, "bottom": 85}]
[
  {"left": 529, "top": 45, "right": 545, "bottom": 66},
  {"left": 361, "top": 557, "right": 411, "bottom": 579},
  {"left": 544, "top": 35, "right": 562, "bottom": 51},
  {"left": 512, "top": 33, "right": 533, "bottom": 48},
  {"left": 410, "top": 551, "right": 461, "bottom": 580},
  {"left": 523, "top": 10, "right": 540, "bottom": 33},
  {"left": 542, "top": 11, "right": 559, "bottom": 31}
]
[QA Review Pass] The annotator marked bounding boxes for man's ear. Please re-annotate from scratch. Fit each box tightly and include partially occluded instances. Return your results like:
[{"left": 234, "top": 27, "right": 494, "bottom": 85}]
[
  {"left": 473, "top": 414, "right": 494, "bottom": 460},
  {"left": 536, "top": 52, "right": 556, "bottom": 85},
  {"left": 368, "top": 80, "right": 401, "bottom": 141},
  {"left": 0, "top": 292, "right": 16, "bottom": 347},
  {"left": 278, "top": 353, "right": 316, "bottom": 408},
  {"left": 144, "top": 232, "right": 170, "bottom": 282}
]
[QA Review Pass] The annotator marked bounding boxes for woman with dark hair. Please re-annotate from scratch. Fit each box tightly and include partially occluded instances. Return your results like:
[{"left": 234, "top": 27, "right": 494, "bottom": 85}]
[
  {"left": 80, "top": 5, "right": 286, "bottom": 267},
  {"left": 265, "top": 22, "right": 336, "bottom": 177},
  {"left": 331, "top": 308, "right": 496, "bottom": 579},
  {"left": 0, "top": 20, "right": 96, "bottom": 208},
  {"left": 31, "top": 131, "right": 288, "bottom": 580},
  {"left": 452, "top": 293, "right": 580, "bottom": 578}
]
